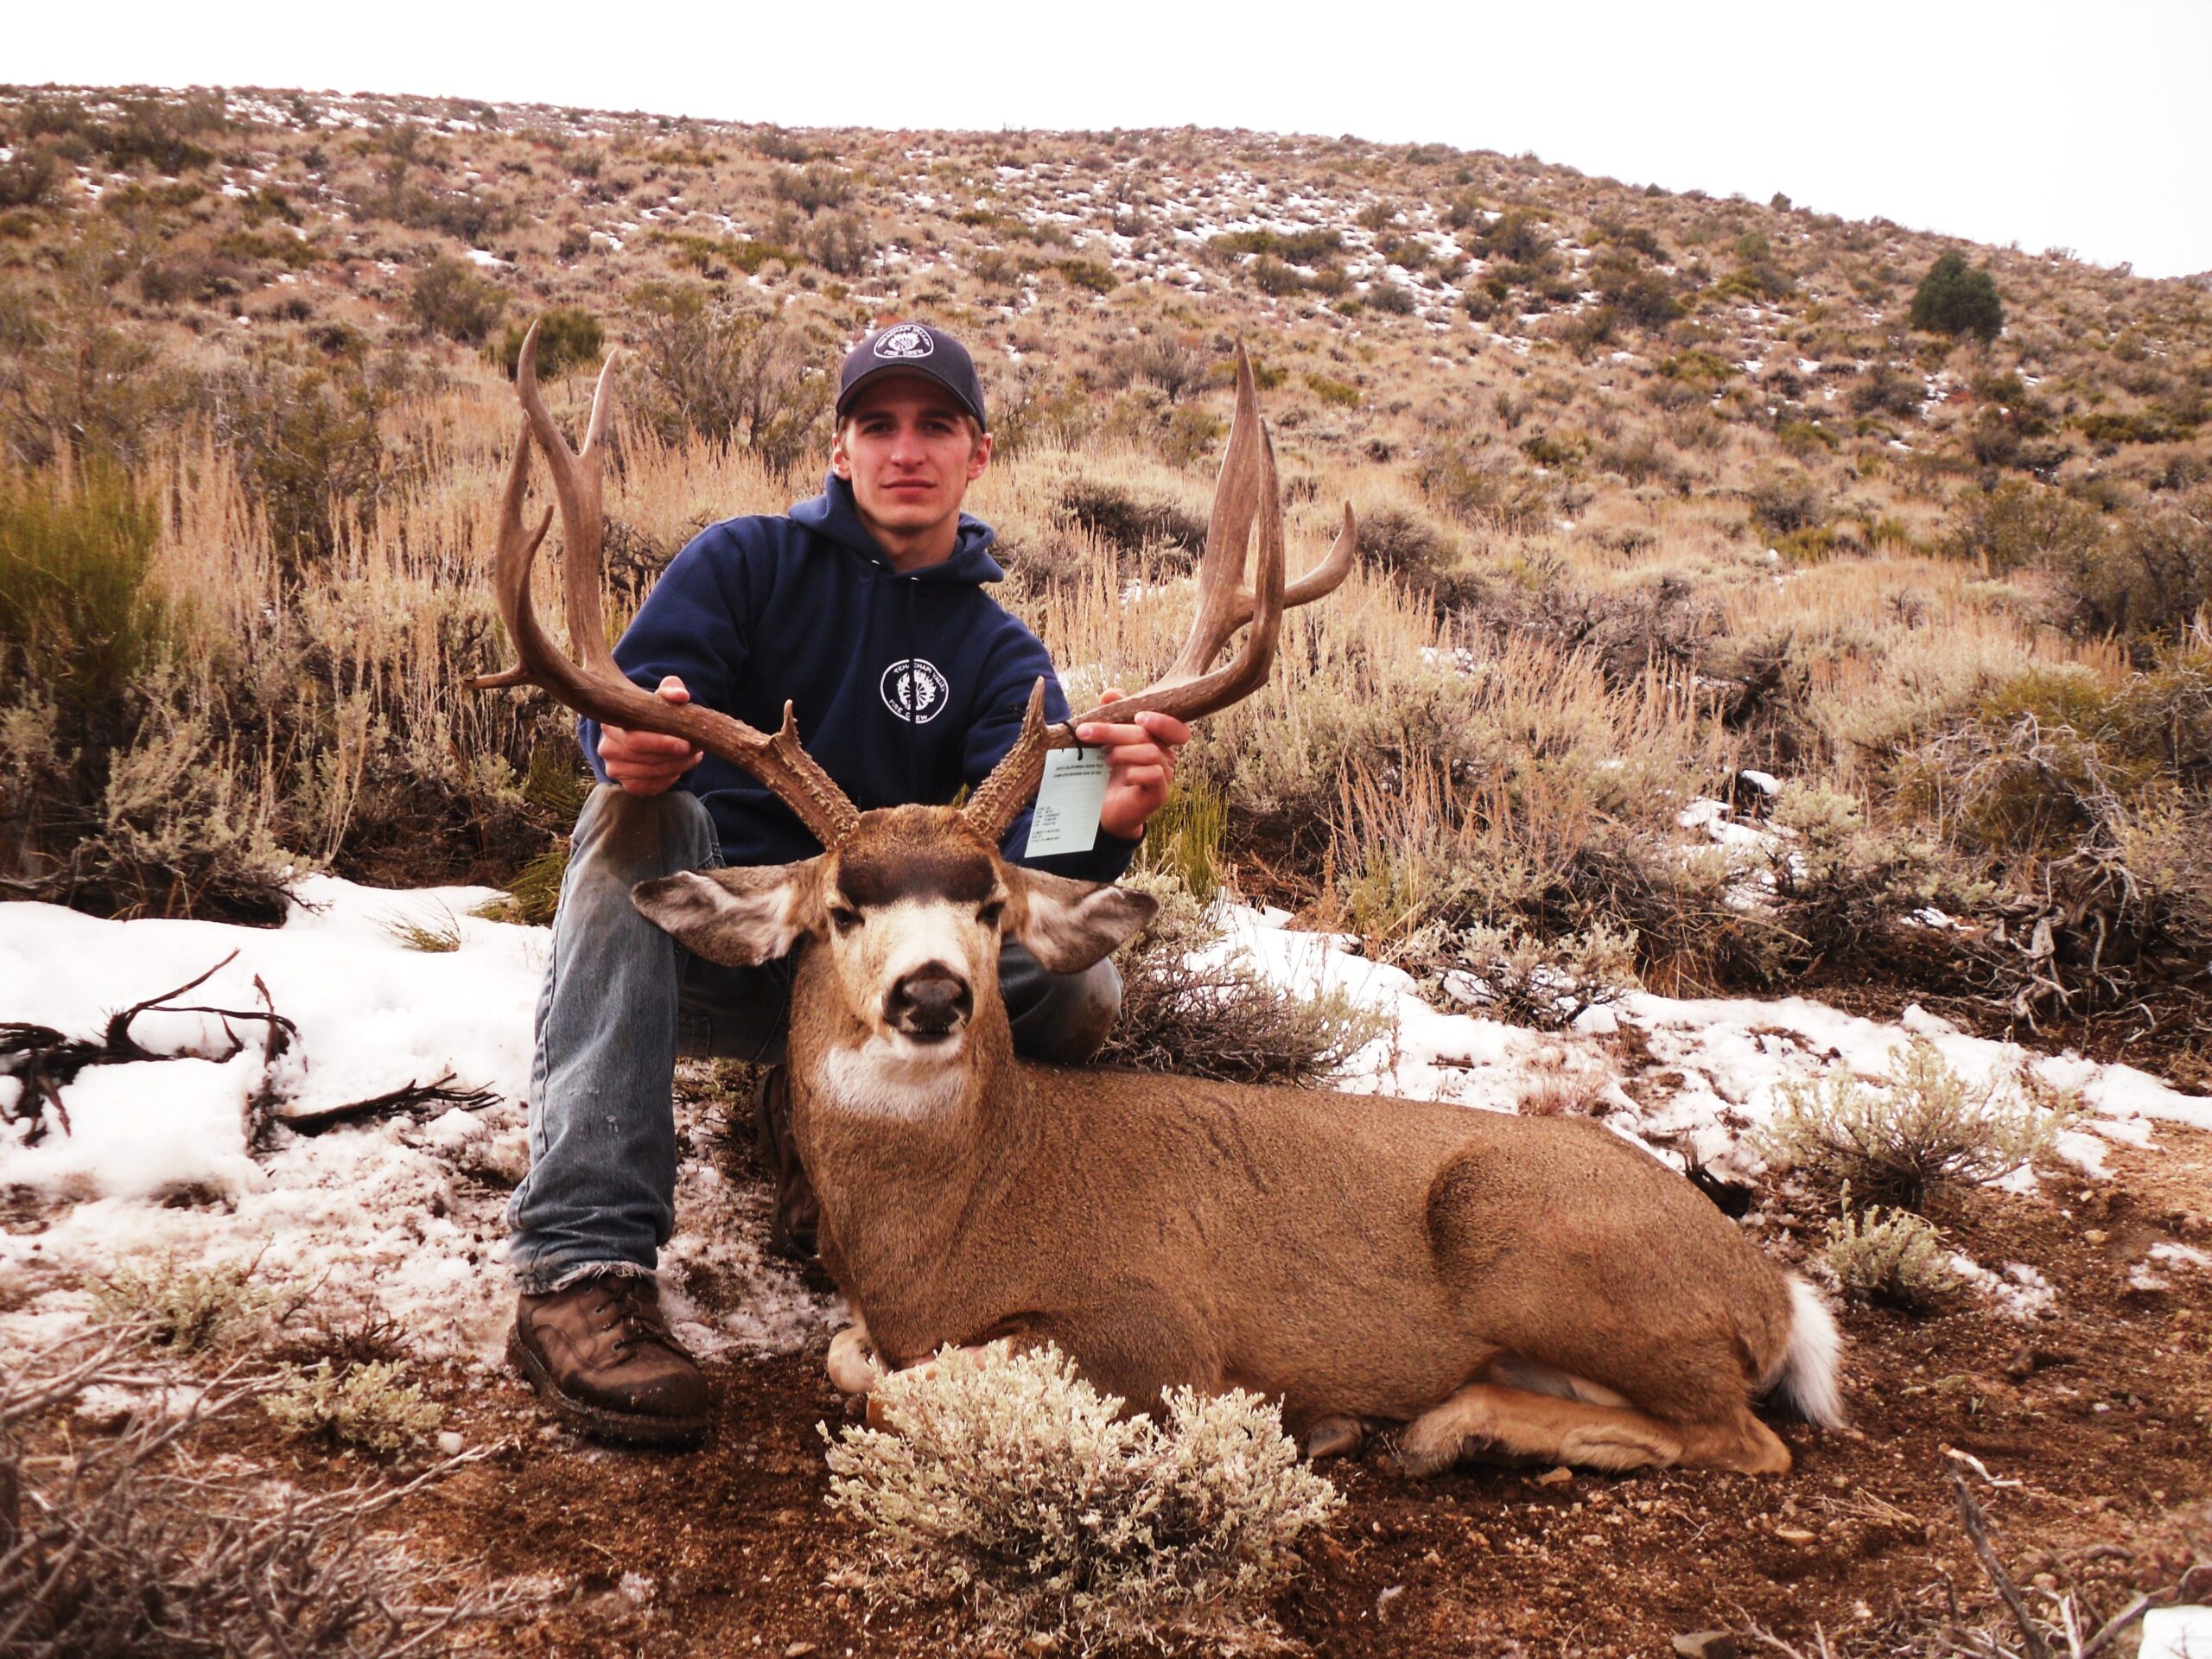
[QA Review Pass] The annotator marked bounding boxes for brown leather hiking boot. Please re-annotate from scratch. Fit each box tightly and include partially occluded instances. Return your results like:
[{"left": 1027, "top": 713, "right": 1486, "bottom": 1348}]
[
  {"left": 753, "top": 1065, "right": 820, "bottom": 1264},
  {"left": 508, "top": 1274, "right": 711, "bottom": 1446}
]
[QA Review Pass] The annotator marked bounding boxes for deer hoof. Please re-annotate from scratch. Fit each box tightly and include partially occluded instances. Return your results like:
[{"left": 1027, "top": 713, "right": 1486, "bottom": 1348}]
[
  {"left": 827, "top": 1324, "right": 883, "bottom": 1395},
  {"left": 1302, "top": 1415, "right": 1367, "bottom": 1462}
]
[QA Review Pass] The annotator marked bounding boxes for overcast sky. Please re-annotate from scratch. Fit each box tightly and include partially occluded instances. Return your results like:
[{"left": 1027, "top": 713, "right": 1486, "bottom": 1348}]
[{"left": 15, "top": 0, "right": 2209, "bottom": 279}]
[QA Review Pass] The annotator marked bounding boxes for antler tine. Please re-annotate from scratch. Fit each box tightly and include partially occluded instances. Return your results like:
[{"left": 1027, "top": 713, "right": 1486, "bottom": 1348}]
[
  {"left": 515, "top": 318, "right": 621, "bottom": 680},
  {"left": 1050, "top": 340, "right": 1348, "bottom": 744},
  {"left": 1164, "top": 340, "right": 1268, "bottom": 685},
  {"left": 961, "top": 678, "right": 1051, "bottom": 845},
  {"left": 471, "top": 321, "right": 861, "bottom": 850}
]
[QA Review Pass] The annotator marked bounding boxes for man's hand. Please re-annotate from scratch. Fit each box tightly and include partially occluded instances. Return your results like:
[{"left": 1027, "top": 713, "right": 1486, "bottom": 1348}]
[
  {"left": 597, "top": 676, "right": 705, "bottom": 798},
  {"left": 1075, "top": 689, "right": 1192, "bottom": 842}
]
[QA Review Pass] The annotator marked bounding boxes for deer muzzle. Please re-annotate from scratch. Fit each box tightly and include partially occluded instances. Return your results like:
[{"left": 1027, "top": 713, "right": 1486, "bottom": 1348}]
[{"left": 883, "top": 963, "right": 973, "bottom": 1040}]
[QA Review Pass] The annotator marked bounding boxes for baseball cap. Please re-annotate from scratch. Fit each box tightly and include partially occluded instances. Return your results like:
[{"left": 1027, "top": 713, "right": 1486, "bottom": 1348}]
[{"left": 836, "top": 322, "right": 988, "bottom": 431}]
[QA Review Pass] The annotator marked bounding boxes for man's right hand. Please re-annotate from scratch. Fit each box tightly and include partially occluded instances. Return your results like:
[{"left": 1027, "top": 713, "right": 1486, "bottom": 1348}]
[{"left": 597, "top": 676, "right": 705, "bottom": 797}]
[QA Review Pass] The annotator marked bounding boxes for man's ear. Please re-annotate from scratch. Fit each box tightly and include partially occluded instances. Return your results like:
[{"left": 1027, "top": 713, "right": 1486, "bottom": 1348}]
[
  {"left": 1007, "top": 868, "right": 1157, "bottom": 974},
  {"left": 631, "top": 863, "right": 821, "bottom": 967}
]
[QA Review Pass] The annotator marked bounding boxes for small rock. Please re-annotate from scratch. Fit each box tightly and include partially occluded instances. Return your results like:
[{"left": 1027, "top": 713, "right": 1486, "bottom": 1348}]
[
  {"left": 1535, "top": 1465, "right": 1573, "bottom": 1486},
  {"left": 1774, "top": 1526, "right": 1817, "bottom": 1545},
  {"left": 436, "top": 1430, "right": 465, "bottom": 1456},
  {"left": 784, "top": 1645, "right": 817, "bottom": 1658},
  {"left": 1375, "top": 1585, "right": 1404, "bottom": 1623},
  {"left": 1672, "top": 1633, "right": 1738, "bottom": 1659}
]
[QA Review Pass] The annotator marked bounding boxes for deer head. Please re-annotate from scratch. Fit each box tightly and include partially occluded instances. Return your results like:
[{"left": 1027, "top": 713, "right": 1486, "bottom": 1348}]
[{"left": 473, "top": 321, "right": 1354, "bottom": 1082}]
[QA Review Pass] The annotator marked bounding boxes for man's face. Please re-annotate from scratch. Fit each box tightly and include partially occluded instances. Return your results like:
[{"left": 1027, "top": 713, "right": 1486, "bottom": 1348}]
[{"left": 831, "top": 378, "right": 991, "bottom": 542}]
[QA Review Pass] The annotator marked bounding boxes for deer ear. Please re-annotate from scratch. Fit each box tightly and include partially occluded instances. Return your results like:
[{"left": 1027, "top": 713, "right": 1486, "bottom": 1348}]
[
  {"left": 631, "top": 864, "right": 820, "bottom": 967},
  {"left": 1008, "top": 869, "right": 1157, "bottom": 974}
]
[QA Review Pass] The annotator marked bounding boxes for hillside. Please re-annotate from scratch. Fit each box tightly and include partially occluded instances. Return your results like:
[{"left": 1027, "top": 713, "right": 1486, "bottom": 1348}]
[{"left": 1, "top": 83, "right": 2208, "bottom": 1082}]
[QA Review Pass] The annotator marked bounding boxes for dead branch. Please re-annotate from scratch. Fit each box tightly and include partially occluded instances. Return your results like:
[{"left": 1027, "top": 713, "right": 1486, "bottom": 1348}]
[
  {"left": 1950, "top": 1465, "right": 2053, "bottom": 1659},
  {"left": 2, "top": 953, "right": 296, "bottom": 1148},
  {"left": 275, "top": 1071, "right": 502, "bottom": 1137}
]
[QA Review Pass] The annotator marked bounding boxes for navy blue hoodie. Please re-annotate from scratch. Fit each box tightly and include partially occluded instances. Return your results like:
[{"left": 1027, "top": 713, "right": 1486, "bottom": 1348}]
[{"left": 580, "top": 473, "right": 1140, "bottom": 885}]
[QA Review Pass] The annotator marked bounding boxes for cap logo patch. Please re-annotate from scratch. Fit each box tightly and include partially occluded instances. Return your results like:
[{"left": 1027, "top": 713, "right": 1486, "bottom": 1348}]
[
  {"left": 874, "top": 323, "right": 936, "bottom": 360},
  {"left": 880, "top": 658, "right": 950, "bottom": 724}
]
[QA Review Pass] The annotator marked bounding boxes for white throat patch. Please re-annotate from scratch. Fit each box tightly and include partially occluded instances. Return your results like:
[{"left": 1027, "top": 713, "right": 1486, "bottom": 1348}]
[{"left": 819, "top": 1038, "right": 968, "bottom": 1122}]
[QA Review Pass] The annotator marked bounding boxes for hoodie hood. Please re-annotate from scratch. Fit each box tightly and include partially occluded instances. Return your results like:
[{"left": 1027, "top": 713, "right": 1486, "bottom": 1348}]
[{"left": 788, "top": 472, "right": 1005, "bottom": 585}]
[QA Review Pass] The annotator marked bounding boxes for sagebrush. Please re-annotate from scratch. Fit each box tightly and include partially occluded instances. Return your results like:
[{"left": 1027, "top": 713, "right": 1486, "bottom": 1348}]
[{"left": 823, "top": 1344, "right": 1341, "bottom": 1654}]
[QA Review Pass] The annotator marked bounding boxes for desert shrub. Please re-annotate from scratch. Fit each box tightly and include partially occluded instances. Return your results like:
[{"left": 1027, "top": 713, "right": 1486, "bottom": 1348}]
[
  {"left": 1590, "top": 249, "right": 1681, "bottom": 329},
  {"left": 1476, "top": 210, "right": 1552, "bottom": 267},
  {"left": 1355, "top": 504, "right": 1465, "bottom": 602},
  {"left": 1097, "top": 873, "right": 1389, "bottom": 1084},
  {"left": 264, "top": 1359, "right": 443, "bottom": 1455},
  {"left": 1440, "top": 921, "right": 1639, "bottom": 1030},
  {"left": 770, "top": 162, "right": 854, "bottom": 214},
  {"left": 0, "top": 1332, "right": 505, "bottom": 1657},
  {"left": 1304, "top": 371, "right": 1361, "bottom": 408},
  {"left": 0, "top": 462, "right": 163, "bottom": 709},
  {"left": 1057, "top": 476, "right": 1206, "bottom": 566},
  {"left": 1367, "top": 281, "right": 1417, "bottom": 315},
  {"left": 408, "top": 254, "right": 505, "bottom": 345},
  {"left": 1755, "top": 1039, "right": 2067, "bottom": 1209},
  {"left": 1943, "top": 478, "right": 2104, "bottom": 575},
  {"left": 0, "top": 250, "right": 185, "bottom": 468},
  {"left": 212, "top": 360, "right": 400, "bottom": 562},
  {"left": 1764, "top": 782, "right": 1959, "bottom": 969},
  {"left": 2048, "top": 489, "right": 2212, "bottom": 638},
  {"left": 1056, "top": 257, "right": 1120, "bottom": 294},
  {"left": 804, "top": 209, "right": 875, "bottom": 275},
  {"left": 90, "top": 1256, "right": 283, "bottom": 1352},
  {"left": 1416, "top": 440, "right": 1554, "bottom": 531},
  {"left": 1747, "top": 464, "right": 1826, "bottom": 534},
  {"left": 1206, "top": 226, "right": 1341, "bottom": 264},
  {"left": 823, "top": 1343, "right": 1341, "bottom": 1655},
  {"left": 1909, "top": 251, "right": 2005, "bottom": 341},
  {"left": 1249, "top": 255, "right": 1304, "bottom": 296},
  {"left": 623, "top": 280, "right": 830, "bottom": 470},
  {"left": 0, "top": 144, "right": 61, "bottom": 208},
  {"left": 1848, "top": 360, "right": 1926, "bottom": 418},
  {"left": 492, "top": 305, "right": 603, "bottom": 378},
  {"left": 1824, "top": 1194, "right": 1961, "bottom": 1311},
  {"left": 1103, "top": 334, "right": 1211, "bottom": 404}
]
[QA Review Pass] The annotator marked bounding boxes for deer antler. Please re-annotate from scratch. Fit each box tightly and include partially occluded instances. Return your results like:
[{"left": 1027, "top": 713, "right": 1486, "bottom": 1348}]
[
  {"left": 963, "top": 342, "right": 1356, "bottom": 844},
  {"left": 470, "top": 320, "right": 861, "bottom": 849}
]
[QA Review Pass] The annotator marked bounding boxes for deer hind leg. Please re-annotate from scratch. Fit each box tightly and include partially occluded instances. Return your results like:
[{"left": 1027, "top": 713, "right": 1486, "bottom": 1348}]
[
  {"left": 1673, "top": 1405, "right": 1793, "bottom": 1475},
  {"left": 1397, "top": 1382, "right": 1684, "bottom": 1478}
]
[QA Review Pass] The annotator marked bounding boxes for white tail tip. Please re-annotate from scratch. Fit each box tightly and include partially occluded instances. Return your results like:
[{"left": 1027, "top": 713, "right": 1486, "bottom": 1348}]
[{"left": 1768, "top": 1275, "right": 1846, "bottom": 1429}]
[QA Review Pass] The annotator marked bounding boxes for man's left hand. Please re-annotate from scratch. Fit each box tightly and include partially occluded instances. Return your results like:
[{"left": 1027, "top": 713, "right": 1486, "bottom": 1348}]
[{"left": 1075, "top": 689, "right": 1192, "bottom": 842}]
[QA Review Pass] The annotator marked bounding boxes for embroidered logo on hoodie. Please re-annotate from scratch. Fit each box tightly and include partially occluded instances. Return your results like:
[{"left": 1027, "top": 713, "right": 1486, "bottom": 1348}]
[{"left": 880, "top": 658, "right": 950, "bottom": 722}]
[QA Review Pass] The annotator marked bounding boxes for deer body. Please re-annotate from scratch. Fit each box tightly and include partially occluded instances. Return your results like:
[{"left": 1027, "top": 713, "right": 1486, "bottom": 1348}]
[{"left": 798, "top": 989, "right": 1803, "bottom": 1467}]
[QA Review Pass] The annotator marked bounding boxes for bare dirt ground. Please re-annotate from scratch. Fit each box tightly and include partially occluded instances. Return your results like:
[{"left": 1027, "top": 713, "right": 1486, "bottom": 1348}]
[{"left": 260, "top": 1122, "right": 2208, "bottom": 1658}]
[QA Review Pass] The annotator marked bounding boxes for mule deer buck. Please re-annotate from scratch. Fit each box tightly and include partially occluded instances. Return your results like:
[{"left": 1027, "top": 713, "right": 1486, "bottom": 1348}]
[{"left": 475, "top": 325, "right": 1842, "bottom": 1476}]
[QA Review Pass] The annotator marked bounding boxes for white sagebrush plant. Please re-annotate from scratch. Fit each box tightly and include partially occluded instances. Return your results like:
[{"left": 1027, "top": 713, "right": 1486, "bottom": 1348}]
[{"left": 820, "top": 1344, "right": 1341, "bottom": 1655}]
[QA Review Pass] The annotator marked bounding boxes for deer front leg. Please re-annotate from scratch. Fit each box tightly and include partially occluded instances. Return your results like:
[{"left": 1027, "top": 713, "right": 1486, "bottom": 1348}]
[{"left": 1031, "top": 1294, "right": 1223, "bottom": 1414}]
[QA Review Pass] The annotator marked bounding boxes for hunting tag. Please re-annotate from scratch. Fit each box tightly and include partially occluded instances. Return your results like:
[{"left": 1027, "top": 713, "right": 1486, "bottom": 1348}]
[{"left": 1023, "top": 747, "right": 1109, "bottom": 856}]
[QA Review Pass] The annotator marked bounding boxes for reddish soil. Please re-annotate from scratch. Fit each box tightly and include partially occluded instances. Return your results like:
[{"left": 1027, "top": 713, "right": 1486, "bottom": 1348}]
[{"left": 361, "top": 1127, "right": 2212, "bottom": 1657}]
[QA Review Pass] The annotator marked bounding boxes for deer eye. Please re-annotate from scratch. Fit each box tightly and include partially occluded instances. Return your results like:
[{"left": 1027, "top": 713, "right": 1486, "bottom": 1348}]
[
  {"left": 976, "top": 899, "right": 1006, "bottom": 929},
  {"left": 829, "top": 904, "right": 863, "bottom": 936}
]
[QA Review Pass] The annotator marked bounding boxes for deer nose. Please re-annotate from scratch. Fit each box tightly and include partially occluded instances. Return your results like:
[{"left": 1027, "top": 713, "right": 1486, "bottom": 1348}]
[{"left": 885, "top": 963, "right": 972, "bottom": 1037}]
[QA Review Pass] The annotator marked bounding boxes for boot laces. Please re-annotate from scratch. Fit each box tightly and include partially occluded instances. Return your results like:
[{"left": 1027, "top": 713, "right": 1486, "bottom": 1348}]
[{"left": 588, "top": 1279, "right": 678, "bottom": 1361}]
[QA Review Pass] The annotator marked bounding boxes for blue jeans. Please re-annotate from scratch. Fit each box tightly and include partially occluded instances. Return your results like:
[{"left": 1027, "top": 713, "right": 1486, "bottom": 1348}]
[{"left": 506, "top": 785, "right": 1124, "bottom": 1292}]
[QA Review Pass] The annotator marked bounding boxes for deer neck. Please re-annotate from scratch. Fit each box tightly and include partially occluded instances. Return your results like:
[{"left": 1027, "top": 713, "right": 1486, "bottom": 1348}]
[{"left": 785, "top": 952, "right": 1028, "bottom": 1313}]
